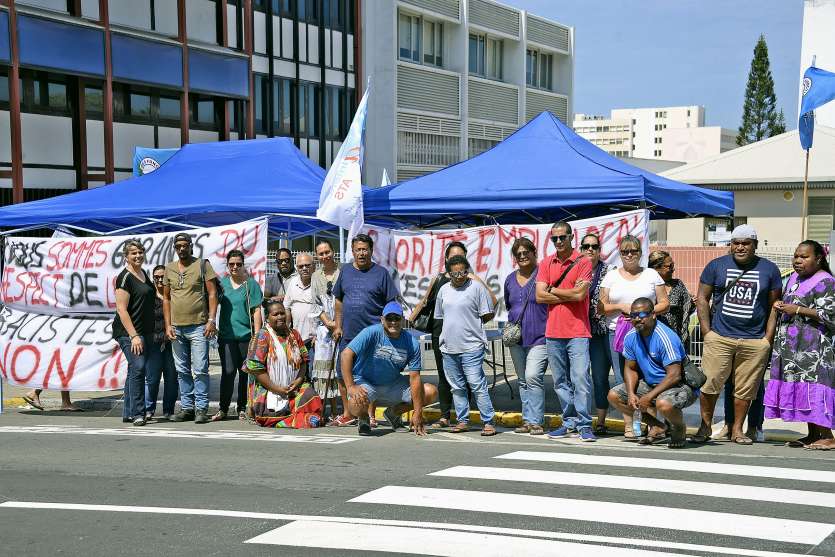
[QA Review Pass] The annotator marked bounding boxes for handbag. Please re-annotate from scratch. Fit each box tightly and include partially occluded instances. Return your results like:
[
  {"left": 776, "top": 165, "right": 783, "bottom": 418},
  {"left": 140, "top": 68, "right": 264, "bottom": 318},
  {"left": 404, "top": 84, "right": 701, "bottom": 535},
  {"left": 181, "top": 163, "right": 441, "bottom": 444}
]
[
  {"left": 412, "top": 274, "right": 443, "bottom": 333},
  {"left": 503, "top": 270, "right": 537, "bottom": 346}
]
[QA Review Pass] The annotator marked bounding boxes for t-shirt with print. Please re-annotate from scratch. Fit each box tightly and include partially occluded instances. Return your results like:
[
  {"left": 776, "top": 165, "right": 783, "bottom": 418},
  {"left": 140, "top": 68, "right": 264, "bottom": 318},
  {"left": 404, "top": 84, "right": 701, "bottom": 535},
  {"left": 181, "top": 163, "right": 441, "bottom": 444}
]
[
  {"left": 434, "top": 279, "right": 494, "bottom": 354},
  {"left": 218, "top": 276, "right": 263, "bottom": 341},
  {"left": 163, "top": 258, "right": 217, "bottom": 326},
  {"left": 622, "top": 320, "right": 686, "bottom": 385},
  {"left": 600, "top": 267, "right": 665, "bottom": 330},
  {"left": 347, "top": 324, "right": 422, "bottom": 385},
  {"left": 536, "top": 251, "right": 593, "bottom": 339},
  {"left": 333, "top": 263, "right": 400, "bottom": 349},
  {"left": 112, "top": 268, "right": 155, "bottom": 339},
  {"left": 699, "top": 254, "right": 782, "bottom": 339}
]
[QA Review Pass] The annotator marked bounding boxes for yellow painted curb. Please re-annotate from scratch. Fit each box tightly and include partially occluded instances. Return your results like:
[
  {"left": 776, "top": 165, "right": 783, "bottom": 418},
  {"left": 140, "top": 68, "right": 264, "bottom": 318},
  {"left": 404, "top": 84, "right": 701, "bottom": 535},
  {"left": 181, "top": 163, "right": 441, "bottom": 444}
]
[{"left": 2, "top": 397, "right": 27, "bottom": 407}]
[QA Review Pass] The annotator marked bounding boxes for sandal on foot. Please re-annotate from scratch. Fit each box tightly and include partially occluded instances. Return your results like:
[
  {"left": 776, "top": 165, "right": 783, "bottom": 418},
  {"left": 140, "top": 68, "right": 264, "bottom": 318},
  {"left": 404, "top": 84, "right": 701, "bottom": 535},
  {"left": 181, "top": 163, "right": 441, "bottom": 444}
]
[
  {"left": 481, "top": 424, "right": 497, "bottom": 436},
  {"left": 450, "top": 422, "right": 470, "bottom": 433},
  {"left": 211, "top": 410, "right": 227, "bottom": 422},
  {"left": 733, "top": 435, "right": 753, "bottom": 445},
  {"left": 22, "top": 396, "right": 43, "bottom": 411},
  {"left": 431, "top": 418, "right": 450, "bottom": 429},
  {"left": 689, "top": 431, "right": 711, "bottom": 444},
  {"left": 638, "top": 433, "right": 668, "bottom": 446},
  {"left": 529, "top": 424, "right": 545, "bottom": 436},
  {"left": 514, "top": 423, "right": 532, "bottom": 434}
]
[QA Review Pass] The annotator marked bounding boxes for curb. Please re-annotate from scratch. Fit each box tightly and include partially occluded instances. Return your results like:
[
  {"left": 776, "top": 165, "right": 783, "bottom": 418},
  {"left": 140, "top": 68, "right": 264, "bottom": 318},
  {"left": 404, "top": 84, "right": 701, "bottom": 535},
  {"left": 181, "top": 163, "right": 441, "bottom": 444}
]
[{"left": 2, "top": 398, "right": 802, "bottom": 443}]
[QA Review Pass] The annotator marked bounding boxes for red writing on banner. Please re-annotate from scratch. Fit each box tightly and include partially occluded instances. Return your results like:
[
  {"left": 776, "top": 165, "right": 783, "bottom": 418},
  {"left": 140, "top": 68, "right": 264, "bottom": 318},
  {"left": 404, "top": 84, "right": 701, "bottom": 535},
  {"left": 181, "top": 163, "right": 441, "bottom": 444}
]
[
  {"left": 0, "top": 343, "right": 82, "bottom": 388},
  {"left": 45, "top": 239, "right": 111, "bottom": 271}
]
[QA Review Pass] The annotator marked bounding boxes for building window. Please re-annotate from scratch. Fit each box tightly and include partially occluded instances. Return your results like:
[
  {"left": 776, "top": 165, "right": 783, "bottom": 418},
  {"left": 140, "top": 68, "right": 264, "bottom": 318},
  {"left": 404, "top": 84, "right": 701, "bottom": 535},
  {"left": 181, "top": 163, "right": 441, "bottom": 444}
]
[
  {"left": 526, "top": 49, "right": 552, "bottom": 89},
  {"left": 323, "top": 0, "right": 345, "bottom": 30},
  {"left": 273, "top": 77, "right": 293, "bottom": 136},
  {"left": 0, "top": 72, "right": 8, "bottom": 108},
  {"left": 399, "top": 12, "right": 421, "bottom": 63},
  {"left": 158, "top": 95, "right": 181, "bottom": 123},
  {"left": 469, "top": 34, "right": 502, "bottom": 79},
  {"left": 190, "top": 95, "right": 220, "bottom": 129},
  {"left": 18, "top": 70, "right": 70, "bottom": 116},
  {"left": 254, "top": 74, "right": 269, "bottom": 134},
  {"left": 297, "top": 81, "right": 320, "bottom": 138},
  {"left": 84, "top": 86, "right": 103, "bottom": 116},
  {"left": 113, "top": 83, "right": 182, "bottom": 126},
  {"left": 398, "top": 131, "right": 459, "bottom": 166},
  {"left": 324, "top": 85, "right": 343, "bottom": 140},
  {"left": 297, "top": 0, "right": 318, "bottom": 24},
  {"left": 422, "top": 19, "right": 443, "bottom": 67},
  {"left": 468, "top": 138, "right": 499, "bottom": 158},
  {"left": 129, "top": 93, "right": 152, "bottom": 118}
]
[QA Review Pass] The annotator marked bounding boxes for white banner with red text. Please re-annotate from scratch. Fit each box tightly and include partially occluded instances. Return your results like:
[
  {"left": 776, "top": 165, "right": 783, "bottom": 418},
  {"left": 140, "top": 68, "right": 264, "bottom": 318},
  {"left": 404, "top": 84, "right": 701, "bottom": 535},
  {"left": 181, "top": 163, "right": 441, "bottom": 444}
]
[
  {"left": 0, "top": 305, "right": 127, "bottom": 391},
  {"left": 2, "top": 219, "right": 269, "bottom": 314},
  {"left": 364, "top": 210, "right": 649, "bottom": 322}
]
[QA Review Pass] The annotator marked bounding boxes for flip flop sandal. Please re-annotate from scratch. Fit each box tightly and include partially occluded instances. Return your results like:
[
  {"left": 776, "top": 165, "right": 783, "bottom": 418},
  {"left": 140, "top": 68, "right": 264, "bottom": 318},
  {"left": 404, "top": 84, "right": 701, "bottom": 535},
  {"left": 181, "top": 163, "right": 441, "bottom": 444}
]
[
  {"left": 481, "top": 424, "right": 497, "bottom": 436},
  {"left": 785, "top": 439, "right": 808, "bottom": 448},
  {"left": 514, "top": 423, "right": 532, "bottom": 434},
  {"left": 450, "top": 422, "right": 470, "bottom": 433},
  {"left": 211, "top": 411, "right": 227, "bottom": 422},
  {"left": 22, "top": 396, "right": 43, "bottom": 411},
  {"left": 529, "top": 425, "right": 545, "bottom": 436},
  {"left": 689, "top": 432, "right": 711, "bottom": 444},
  {"left": 804, "top": 443, "right": 833, "bottom": 451},
  {"left": 638, "top": 433, "right": 668, "bottom": 446},
  {"left": 431, "top": 418, "right": 451, "bottom": 429},
  {"left": 733, "top": 435, "right": 754, "bottom": 445}
]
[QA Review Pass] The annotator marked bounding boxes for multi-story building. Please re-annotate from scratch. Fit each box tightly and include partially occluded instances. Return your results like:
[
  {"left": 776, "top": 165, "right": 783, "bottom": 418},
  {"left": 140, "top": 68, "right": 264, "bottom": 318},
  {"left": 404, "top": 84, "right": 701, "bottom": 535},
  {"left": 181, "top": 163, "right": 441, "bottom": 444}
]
[
  {"left": 574, "top": 105, "right": 736, "bottom": 163},
  {"left": 362, "top": 0, "right": 574, "bottom": 184},
  {"left": 0, "top": 0, "right": 359, "bottom": 206}
]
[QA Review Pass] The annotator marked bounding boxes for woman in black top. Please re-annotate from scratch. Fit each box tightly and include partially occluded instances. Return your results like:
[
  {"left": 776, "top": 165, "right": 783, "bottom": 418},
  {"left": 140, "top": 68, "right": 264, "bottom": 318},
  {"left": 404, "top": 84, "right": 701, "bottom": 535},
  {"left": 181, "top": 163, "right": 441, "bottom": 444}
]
[
  {"left": 113, "top": 240, "right": 156, "bottom": 426},
  {"left": 144, "top": 265, "right": 179, "bottom": 420}
]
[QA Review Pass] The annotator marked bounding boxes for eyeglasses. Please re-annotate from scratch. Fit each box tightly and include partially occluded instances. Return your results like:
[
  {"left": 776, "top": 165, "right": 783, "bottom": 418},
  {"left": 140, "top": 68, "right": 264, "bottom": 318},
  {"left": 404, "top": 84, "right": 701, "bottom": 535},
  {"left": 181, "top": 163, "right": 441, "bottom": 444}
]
[
  {"left": 384, "top": 315, "right": 403, "bottom": 322},
  {"left": 514, "top": 249, "right": 533, "bottom": 258},
  {"left": 449, "top": 270, "right": 468, "bottom": 278},
  {"left": 581, "top": 243, "right": 600, "bottom": 251},
  {"left": 551, "top": 234, "right": 572, "bottom": 244},
  {"left": 153, "top": 275, "right": 165, "bottom": 282},
  {"left": 278, "top": 258, "right": 291, "bottom": 264},
  {"left": 629, "top": 310, "right": 653, "bottom": 320},
  {"left": 228, "top": 262, "right": 243, "bottom": 268},
  {"left": 326, "top": 280, "right": 333, "bottom": 297},
  {"left": 297, "top": 263, "right": 313, "bottom": 269},
  {"left": 620, "top": 249, "right": 641, "bottom": 257}
]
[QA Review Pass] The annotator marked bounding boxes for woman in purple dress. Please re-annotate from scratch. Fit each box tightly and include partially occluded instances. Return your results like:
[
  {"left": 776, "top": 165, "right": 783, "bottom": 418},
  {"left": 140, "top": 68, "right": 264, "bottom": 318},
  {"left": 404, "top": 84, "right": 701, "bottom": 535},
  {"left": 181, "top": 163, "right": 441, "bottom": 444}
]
[{"left": 765, "top": 240, "right": 835, "bottom": 450}]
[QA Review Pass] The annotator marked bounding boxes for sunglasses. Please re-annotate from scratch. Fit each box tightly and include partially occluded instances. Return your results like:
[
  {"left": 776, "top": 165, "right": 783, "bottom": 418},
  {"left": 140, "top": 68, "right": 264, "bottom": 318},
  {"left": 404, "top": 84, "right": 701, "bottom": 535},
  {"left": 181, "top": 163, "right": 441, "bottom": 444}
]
[
  {"left": 620, "top": 249, "right": 641, "bottom": 257},
  {"left": 384, "top": 314, "right": 403, "bottom": 322},
  {"left": 550, "top": 234, "right": 572, "bottom": 244},
  {"left": 449, "top": 270, "right": 468, "bottom": 278},
  {"left": 581, "top": 243, "right": 600, "bottom": 251},
  {"left": 153, "top": 275, "right": 164, "bottom": 282},
  {"left": 629, "top": 310, "right": 653, "bottom": 320},
  {"left": 278, "top": 258, "right": 291, "bottom": 264},
  {"left": 228, "top": 262, "right": 243, "bottom": 268},
  {"left": 297, "top": 263, "right": 313, "bottom": 269},
  {"left": 514, "top": 249, "right": 533, "bottom": 258},
  {"left": 326, "top": 280, "right": 333, "bottom": 297}
]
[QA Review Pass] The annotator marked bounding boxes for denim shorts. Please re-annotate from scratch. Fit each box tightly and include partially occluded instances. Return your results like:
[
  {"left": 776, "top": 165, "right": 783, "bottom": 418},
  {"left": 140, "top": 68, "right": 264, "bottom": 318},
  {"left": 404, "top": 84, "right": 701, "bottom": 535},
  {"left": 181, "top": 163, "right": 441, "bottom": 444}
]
[
  {"left": 612, "top": 380, "right": 696, "bottom": 410},
  {"left": 352, "top": 375, "right": 412, "bottom": 405}
]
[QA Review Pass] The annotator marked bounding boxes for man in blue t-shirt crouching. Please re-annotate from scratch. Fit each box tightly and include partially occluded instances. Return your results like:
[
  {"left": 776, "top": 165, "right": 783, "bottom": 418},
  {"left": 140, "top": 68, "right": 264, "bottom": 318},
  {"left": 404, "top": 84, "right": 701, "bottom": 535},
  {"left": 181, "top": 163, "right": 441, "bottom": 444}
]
[
  {"left": 341, "top": 302, "right": 438, "bottom": 436},
  {"left": 608, "top": 297, "right": 695, "bottom": 449}
]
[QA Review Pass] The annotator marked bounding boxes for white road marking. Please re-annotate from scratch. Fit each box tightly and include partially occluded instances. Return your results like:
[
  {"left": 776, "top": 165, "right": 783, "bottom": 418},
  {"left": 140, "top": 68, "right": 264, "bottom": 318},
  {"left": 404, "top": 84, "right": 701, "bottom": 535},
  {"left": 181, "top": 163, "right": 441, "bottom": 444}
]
[
  {"left": 0, "top": 501, "right": 821, "bottom": 557},
  {"left": 497, "top": 450, "right": 835, "bottom": 483},
  {"left": 245, "top": 520, "right": 702, "bottom": 556},
  {"left": 430, "top": 465, "right": 835, "bottom": 508},
  {"left": 350, "top": 486, "right": 833, "bottom": 545},
  {"left": 0, "top": 425, "right": 357, "bottom": 444}
]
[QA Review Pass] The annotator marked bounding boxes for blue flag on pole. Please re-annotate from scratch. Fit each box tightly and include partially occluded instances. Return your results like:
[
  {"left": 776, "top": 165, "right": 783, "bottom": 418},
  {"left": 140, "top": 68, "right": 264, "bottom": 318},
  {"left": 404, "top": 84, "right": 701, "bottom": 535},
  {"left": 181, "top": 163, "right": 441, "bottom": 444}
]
[{"left": 799, "top": 66, "right": 835, "bottom": 150}]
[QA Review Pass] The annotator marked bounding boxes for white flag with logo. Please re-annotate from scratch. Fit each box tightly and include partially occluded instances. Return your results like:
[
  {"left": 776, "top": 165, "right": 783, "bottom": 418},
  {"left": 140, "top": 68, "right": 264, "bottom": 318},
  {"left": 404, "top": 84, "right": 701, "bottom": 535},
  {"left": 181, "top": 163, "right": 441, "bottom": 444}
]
[{"left": 317, "top": 79, "right": 371, "bottom": 240}]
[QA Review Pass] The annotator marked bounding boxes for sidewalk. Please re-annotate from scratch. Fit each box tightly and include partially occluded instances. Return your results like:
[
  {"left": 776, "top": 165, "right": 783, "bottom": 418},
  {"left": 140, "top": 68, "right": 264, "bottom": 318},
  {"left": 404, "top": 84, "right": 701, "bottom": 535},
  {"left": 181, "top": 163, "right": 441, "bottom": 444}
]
[{"left": 1, "top": 360, "right": 805, "bottom": 442}]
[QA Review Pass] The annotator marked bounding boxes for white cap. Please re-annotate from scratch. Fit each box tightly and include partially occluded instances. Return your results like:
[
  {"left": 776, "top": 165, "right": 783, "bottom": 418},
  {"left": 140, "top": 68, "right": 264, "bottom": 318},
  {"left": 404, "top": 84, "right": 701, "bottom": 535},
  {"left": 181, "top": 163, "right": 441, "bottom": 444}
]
[{"left": 730, "top": 224, "right": 757, "bottom": 240}]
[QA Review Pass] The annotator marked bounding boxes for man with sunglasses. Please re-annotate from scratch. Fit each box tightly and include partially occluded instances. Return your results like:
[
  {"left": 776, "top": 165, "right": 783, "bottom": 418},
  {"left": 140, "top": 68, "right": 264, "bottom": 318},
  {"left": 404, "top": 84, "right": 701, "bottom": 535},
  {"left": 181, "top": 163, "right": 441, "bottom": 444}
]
[
  {"left": 607, "top": 298, "right": 694, "bottom": 449},
  {"left": 535, "top": 221, "right": 595, "bottom": 441},
  {"left": 341, "top": 302, "right": 438, "bottom": 436},
  {"left": 264, "top": 248, "right": 297, "bottom": 303},
  {"left": 162, "top": 232, "right": 218, "bottom": 424}
]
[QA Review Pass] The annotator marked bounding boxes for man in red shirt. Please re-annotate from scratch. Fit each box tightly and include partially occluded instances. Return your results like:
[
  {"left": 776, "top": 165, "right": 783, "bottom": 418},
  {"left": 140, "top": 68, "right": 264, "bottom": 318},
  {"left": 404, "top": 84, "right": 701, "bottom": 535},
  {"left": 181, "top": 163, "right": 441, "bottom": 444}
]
[{"left": 535, "top": 221, "right": 595, "bottom": 441}]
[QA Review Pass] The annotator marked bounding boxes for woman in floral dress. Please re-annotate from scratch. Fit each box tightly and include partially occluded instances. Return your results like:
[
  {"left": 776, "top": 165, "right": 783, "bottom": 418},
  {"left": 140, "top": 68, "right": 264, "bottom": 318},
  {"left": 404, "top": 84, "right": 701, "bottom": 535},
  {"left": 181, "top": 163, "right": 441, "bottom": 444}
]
[{"left": 765, "top": 240, "right": 835, "bottom": 450}]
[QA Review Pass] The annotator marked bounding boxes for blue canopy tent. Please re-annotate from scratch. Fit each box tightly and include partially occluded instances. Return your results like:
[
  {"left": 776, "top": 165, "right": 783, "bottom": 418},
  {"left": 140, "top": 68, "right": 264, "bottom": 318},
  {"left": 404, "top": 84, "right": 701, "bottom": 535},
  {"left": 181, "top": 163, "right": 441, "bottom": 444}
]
[
  {"left": 363, "top": 112, "right": 734, "bottom": 227},
  {"left": 0, "top": 137, "right": 342, "bottom": 237}
]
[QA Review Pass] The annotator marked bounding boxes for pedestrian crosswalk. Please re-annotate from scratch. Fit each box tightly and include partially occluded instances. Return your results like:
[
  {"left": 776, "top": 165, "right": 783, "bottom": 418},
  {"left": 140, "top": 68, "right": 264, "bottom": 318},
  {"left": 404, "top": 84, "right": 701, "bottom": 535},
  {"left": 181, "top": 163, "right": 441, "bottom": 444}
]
[{"left": 247, "top": 448, "right": 835, "bottom": 556}]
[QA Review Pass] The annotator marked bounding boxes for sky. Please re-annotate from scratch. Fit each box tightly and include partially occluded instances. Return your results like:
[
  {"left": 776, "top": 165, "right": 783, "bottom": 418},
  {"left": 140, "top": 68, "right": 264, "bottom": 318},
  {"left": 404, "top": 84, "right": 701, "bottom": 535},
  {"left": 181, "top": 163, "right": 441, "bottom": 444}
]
[{"left": 504, "top": 0, "right": 804, "bottom": 131}]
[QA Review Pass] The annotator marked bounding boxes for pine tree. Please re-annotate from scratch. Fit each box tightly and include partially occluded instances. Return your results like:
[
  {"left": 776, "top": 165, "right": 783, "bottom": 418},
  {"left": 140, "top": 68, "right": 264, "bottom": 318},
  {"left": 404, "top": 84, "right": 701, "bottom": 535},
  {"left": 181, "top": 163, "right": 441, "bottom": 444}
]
[{"left": 737, "top": 35, "right": 785, "bottom": 146}]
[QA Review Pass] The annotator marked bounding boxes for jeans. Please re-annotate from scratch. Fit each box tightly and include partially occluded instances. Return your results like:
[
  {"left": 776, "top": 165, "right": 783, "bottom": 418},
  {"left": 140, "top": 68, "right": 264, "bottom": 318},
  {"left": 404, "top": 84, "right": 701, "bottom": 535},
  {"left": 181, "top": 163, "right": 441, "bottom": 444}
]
[
  {"left": 218, "top": 339, "right": 250, "bottom": 413},
  {"left": 724, "top": 376, "right": 765, "bottom": 429},
  {"left": 116, "top": 335, "right": 153, "bottom": 420},
  {"left": 431, "top": 335, "right": 454, "bottom": 419},
  {"left": 589, "top": 333, "right": 614, "bottom": 410},
  {"left": 145, "top": 342, "right": 178, "bottom": 416},
  {"left": 547, "top": 337, "right": 592, "bottom": 430},
  {"left": 606, "top": 330, "right": 626, "bottom": 386},
  {"left": 442, "top": 349, "right": 495, "bottom": 425},
  {"left": 508, "top": 343, "right": 548, "bottom": 425},
  {"left": 171, "top": 324, "right": 210, "bottom": 412}
]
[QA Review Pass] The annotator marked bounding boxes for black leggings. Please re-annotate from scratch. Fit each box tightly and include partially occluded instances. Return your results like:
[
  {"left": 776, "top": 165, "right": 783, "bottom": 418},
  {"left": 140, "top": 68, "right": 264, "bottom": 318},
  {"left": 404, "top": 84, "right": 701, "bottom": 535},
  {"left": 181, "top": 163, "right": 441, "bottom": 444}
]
[
  {"left": 431, "top": 335, "right": 453, "bottom": 419},
  {"left": 218, "top": 340, "right": 250, "bottom": 413}
]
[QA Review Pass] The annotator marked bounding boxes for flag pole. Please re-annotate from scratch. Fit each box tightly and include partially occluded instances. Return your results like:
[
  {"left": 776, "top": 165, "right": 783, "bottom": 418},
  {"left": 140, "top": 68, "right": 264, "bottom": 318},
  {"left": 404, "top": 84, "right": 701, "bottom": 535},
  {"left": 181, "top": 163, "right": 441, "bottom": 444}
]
[{"left": 802, "top": 148, "right": 810, "bottom": 240}]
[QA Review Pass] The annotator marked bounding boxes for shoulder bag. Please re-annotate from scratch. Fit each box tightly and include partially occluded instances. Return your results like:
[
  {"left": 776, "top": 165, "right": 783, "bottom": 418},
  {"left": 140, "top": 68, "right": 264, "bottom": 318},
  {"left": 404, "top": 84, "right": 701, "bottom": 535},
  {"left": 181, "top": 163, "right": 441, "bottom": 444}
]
[
  {"left": 502, "top": 270, "right": 537, "bottom": 346},
  {"left": 412, "top": 274, "right": 443, "bottom": 333}
]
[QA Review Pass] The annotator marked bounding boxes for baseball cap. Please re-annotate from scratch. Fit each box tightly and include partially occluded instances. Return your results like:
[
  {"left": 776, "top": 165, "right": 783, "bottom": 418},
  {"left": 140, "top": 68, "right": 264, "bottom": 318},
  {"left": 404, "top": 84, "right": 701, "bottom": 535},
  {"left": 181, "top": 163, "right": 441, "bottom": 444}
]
[
  {"left": 173, "top": 232, "right": 192, "bottom": 244},
  {"left": 382, "top": 301, "right": 404, "bottom": 317},
  {"left": 730, "top": 224, "right": 757, "bottom": 240}
]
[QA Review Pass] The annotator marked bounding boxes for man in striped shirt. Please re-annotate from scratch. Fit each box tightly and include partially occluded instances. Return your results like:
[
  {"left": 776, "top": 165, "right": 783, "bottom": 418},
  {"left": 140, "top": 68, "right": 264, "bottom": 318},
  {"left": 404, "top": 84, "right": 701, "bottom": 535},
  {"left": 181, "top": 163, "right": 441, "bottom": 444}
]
[{"left": 608, "top": 297, "right": 695, "bottom": 449}]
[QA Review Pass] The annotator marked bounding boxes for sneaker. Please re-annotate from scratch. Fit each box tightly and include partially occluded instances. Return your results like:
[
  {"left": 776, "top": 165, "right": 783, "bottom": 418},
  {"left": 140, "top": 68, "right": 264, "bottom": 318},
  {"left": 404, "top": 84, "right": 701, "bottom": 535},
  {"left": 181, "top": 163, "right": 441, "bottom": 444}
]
[
  {"left": 171, "top": 409, "right": 195, "bottom": 422},
  {"left": 547, "top": 426, "right": 576, "bottom": 439},
  {"left": 194, "top": 410, "right": 209, "bottom": 424},
  {"left": 578, "top": 428, "right": 597, "bottom": 442},
  {"left": 133, "top": 417, "right": 146, "bottom": 427},
  {"left": 145, "top": 412, "right": 154, "bottom": 421},
  {"left": 327, "top": 415, "right": 358, "bottom": 427},
  {"left": 383, "top": 407, "right": 406, "bottom": 432},
  {"left": 357, "top": 418, "right": 373, "bottom": 436}
]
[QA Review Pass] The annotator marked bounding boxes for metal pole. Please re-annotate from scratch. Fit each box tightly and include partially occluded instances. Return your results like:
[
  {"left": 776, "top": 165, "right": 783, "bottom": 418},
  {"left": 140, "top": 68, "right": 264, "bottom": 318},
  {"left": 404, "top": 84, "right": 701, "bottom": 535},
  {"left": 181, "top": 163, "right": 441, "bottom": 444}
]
[
  {"left": 802, "top": 149, "right": 810, "bottom": 240},
  {"left": 339, "top": 227, "right": 346, "bottom": 263}
]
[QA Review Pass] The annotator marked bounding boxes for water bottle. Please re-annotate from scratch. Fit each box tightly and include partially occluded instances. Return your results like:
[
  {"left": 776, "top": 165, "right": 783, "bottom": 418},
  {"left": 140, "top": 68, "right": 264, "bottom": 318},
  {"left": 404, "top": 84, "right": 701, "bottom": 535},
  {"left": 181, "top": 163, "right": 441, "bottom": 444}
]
[{"left": 632, "top": 409, "right": 642, "bottom": 437}]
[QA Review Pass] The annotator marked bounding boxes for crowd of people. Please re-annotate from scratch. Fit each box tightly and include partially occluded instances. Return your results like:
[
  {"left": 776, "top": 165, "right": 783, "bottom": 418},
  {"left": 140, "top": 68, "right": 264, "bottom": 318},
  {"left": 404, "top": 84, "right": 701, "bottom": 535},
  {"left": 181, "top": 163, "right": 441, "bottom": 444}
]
[{"left": 95, "top": 223, "right": 834, "bottom": 449}]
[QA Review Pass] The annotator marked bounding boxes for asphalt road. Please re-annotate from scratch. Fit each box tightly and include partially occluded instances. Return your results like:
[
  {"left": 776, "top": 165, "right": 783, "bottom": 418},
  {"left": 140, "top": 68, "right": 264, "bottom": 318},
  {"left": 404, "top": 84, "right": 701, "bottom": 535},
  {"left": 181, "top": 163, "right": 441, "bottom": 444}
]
[{"left": 0, "top": 409, "right": 833, "bottom": 557}]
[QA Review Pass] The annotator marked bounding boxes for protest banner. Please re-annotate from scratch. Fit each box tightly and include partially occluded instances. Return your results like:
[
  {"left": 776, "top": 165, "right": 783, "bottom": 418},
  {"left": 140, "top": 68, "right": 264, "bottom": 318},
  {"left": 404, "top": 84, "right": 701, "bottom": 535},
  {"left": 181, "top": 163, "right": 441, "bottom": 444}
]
[
  {"left": 0, "top": 305, "right": 127, "bottom": 391},
  {"left": 1, "top": 219, "right": 269, "bottom": 314},
  {"left": 364, "top": 210, "right": 648, "bottom": 321}
]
